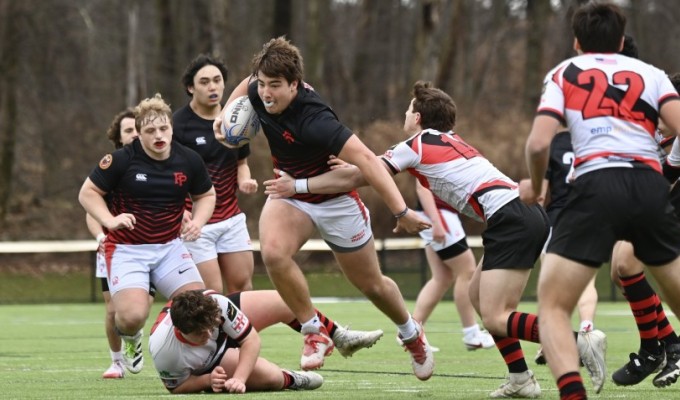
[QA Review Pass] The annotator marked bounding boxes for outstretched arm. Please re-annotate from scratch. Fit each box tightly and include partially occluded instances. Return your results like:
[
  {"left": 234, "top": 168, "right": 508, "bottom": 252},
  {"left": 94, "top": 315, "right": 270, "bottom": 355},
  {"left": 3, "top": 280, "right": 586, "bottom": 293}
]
[{"left": 525, "top": 115, "right": 560, "bottom": 204}]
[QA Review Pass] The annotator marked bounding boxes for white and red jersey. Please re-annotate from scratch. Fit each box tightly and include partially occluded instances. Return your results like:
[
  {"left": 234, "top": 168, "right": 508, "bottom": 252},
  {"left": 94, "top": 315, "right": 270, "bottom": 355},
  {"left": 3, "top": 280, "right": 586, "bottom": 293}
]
[
  {"left": 538, "top": 53, "right": 679, "bottom": 177},
  {"left": 381, "top": 129, "right": 518, "bottom": 222},
  {"left": 148, "top": 292, "right": 252, "bottom": 390}
]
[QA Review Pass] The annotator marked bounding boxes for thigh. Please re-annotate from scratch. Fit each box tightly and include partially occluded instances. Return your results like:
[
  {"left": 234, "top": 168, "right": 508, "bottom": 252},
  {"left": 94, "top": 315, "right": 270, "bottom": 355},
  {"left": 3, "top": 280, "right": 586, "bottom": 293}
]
[
  {"left": 610, "top": 240, "right": 644, "bottom": 277},
  {"left": 312, "top": 195, "right": 373, "bottom": 251},
  {"left": 108, "top": 244, "right": 152, "bottom": 296},
  {"left": 217, "top": 251, "right": 254, "bottom": 292},
  {"left": 237, "top": 290, "right": 295, "bottom": 332},
  {"left": 215, "top": 213, "right": 253, "bottom": 254},
  {"left": 152, "top": 239, "right": 204, "bottom": 298},
  {"left": 259, "top": 198, "right": 315, "bottom": 257},
  {"left": 479, "top": 268, "right": 531, "bottom": 315},
  {"left": 334, "top": 238, "right": 384, "bottom": 284}
]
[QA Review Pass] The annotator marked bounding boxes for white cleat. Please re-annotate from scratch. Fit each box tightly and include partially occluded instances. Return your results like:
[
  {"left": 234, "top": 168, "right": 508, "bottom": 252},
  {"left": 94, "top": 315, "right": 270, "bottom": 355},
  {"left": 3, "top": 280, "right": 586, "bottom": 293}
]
[
  {"left": 463, "top": 330, "right": 495, "bottom": 351},
  {"left": 300, "top": 325, "right": 334, "bottom": 370},
  {"left": 122, "top": 330, "right": 144, "bottom": 374},
  {"left": 285, "top": 370, "right": 324, "bottom": 390},
  {"left": 397, "top": 322, "right": 434, "bottom": 381},
  {"left": 577, "top": 329, "right": 607, "bottom": 393},
  {"left": 102, "top": 360, "right": 125, "bottom": 379},
  {"left": 489, "top": 370, "right": 541, "bottom": 398},
  {"left": 332, "top": 326, "right": 384, "bottom": 358}
]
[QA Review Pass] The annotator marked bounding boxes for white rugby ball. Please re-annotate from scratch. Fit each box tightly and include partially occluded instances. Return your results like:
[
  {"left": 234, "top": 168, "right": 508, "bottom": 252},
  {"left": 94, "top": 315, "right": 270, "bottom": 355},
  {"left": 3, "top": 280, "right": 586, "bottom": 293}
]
[{"left": 221, "top": 95, "right": 260, "bottom": 147}]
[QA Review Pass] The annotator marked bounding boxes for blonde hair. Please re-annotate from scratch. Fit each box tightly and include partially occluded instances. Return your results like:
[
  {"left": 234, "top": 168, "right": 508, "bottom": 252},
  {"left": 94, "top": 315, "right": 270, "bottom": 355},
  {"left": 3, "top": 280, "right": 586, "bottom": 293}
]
[{"left": 134, "top": 93, "right": 172, "bottom": 131}]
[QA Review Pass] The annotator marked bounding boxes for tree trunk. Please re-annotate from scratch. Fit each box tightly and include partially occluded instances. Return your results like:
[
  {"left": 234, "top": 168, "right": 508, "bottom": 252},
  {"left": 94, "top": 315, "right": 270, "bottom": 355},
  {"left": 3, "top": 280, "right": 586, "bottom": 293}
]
[
  {"left": 0, "top": 0, "right": 20, "bottom": 224},
  {"left": 126, "top": 0, "right": 140, "bottom": 107},
  {"left": 523, "top": 0, "right": 551, "bottom": 115},
  {"left": 273, "top": 0, "right": 292, "bottom": 38}
]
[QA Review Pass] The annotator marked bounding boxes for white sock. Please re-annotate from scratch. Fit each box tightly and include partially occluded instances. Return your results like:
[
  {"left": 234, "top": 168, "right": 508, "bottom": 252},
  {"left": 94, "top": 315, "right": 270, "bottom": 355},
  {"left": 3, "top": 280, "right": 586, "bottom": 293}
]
[
  {"left": 110, "top": 350, "right": 123, "bottom": 362},
  {"left": 462, "top": 324, "right": 481, "bottom": 339},
  {"left": 301, "top": 316, "right": 322, "bottom": 334},
  {"left": 397, "top": 316, "right": 418, "bottom": 341}
]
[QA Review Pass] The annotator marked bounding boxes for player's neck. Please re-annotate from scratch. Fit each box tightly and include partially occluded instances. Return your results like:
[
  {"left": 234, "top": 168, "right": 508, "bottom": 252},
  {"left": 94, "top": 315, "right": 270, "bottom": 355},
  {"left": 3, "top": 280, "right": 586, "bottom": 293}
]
[{"left": 190, "top": 99, "right": 221, "bottom": 121}]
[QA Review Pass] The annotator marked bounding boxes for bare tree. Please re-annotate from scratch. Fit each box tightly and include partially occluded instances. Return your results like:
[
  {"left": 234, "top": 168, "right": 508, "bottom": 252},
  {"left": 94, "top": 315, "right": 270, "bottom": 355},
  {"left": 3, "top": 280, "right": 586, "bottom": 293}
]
[{"left": 523, "top": 0, "right": 551, "bottom": 115}]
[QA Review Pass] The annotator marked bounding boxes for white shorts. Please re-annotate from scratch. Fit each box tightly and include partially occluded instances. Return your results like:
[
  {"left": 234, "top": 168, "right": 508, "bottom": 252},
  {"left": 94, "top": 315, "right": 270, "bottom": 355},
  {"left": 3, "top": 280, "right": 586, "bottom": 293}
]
[
  {"left": 106, "top": 238, "right": 203, "bottom": 298},
  {"left": 416, "top": 209, "right": 466, "bottom": 252},
  {"left": 183, "top": 213, "right": 253, "bottom": 264},
  {"left": 280, "top": 194, "right": 373, "bottom": 252},
  {"left": 95, "top": 251, "right": 107, "bottom": 279}
]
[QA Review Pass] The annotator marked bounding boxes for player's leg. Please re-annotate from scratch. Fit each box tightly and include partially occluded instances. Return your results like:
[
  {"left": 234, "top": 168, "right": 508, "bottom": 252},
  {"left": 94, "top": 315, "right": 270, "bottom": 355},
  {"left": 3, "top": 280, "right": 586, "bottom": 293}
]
[
  {"left": 218, "top": 349, "right": 322, "bottom": 392},
  {"left": 236, "top": 290, "right": 383, "bottom": 358},
  {"left": 412, "top": 246, "right": 454, "bottom": 325},
  {"left": 195, "top": 259, "right": 223, "bottom": 293},
  {"left": 111, "top": 287, "right": 150, "bottom": 374},
  {"left": 101, "top": 283, "right": 125, "bottom": 379},
  {"left": 215, "top": 214, "right": 255, "bottom": 293},
  {"left": 336, "top": 243, "right": 434, "bottom": 380},
  {"left": 610, "top": 240, "right": 665, "bottom": 385},
  {"left": 217, "top": 251, "right": 254, "bottom": 293},
  {"left": 539, "top": 254, "right": 601, "bottom": 396},
  {"left": 577, "top": 276, "right": 597, "bottom": 332},
  {"left": 259, "top": 199, "right": 323, "bottom": 369}
]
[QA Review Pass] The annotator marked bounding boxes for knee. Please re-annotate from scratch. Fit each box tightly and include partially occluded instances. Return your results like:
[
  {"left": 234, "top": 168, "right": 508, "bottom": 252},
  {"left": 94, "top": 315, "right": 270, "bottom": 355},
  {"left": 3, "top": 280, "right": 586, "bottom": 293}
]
[
  {"left": 481, "top": 314, "right": 506, "bottom": 336},
  {"left": 115, "top": 308, "right": 147, "bottom": 332},
  {"left": 260, "top": 246, "right": 291, "bottom": 271}
]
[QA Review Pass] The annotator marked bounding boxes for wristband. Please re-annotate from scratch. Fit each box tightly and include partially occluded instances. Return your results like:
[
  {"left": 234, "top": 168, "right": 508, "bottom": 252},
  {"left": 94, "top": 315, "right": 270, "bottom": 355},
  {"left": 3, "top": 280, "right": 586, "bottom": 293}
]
[
  {"left": 96, "top": 233, "right": 106, "bottom": 243},
  {"left": 294, "top": 179, "right": 309, "bottom": 194},
  {"left": 393, "top": 207, "right": 409, "bottom": 219}
]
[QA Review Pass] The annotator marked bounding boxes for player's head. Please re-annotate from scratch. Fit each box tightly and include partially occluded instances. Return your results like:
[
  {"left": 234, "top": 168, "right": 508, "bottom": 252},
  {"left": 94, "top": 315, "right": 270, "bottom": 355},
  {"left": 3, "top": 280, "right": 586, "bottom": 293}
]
[
  {"left": 181, "top": 54, "right": 228, "bottom": 106},
  {"left": 252, "top": 37, "right": 304, "bottom": 115},
  {"left": 171, "top": 290, "right": 221, "bottom": 338},
  {"left": 405, "top": 81, "right": 456, "bottom": 134},
  {"left": 106, "top": 108, "right": 138, "bottom": 149},
  {"left": 251, "top": 36, "right": 304, "bottom": 85},
  {"left": 620, "top": 34, "right": 638, "bottom": 59},
  {"left": 134, "top": 93, "right": 173, "bottom": 158},
  {"left": 572, "top": 2, "right": 626, "bottom": 53},
  {"left": 669, "top": 73, "right": 680, "bottom": 94}
]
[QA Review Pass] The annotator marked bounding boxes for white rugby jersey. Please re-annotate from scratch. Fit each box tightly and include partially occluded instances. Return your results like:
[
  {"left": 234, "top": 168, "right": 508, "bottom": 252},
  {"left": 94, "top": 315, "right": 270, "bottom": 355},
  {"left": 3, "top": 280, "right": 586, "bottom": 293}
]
[
  {"left": 148, "top": 292, "right": 252, "bottom": 390},
  {"left": 382, "top": 129, "right": 518, "bottom": 222},
  {"left": 538, "top": 53, "right": 679, "bottom": 177}
]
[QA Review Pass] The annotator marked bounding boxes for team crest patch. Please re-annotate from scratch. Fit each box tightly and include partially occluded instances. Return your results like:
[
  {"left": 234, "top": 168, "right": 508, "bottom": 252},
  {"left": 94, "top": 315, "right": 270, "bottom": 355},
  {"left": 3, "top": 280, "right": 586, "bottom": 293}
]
[{"left": 99, "top": 154, "right": 113, "bottom": 170}]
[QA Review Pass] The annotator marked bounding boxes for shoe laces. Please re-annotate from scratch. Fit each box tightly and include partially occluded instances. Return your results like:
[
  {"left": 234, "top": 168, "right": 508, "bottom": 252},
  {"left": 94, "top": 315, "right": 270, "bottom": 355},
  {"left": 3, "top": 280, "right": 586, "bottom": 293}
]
[
  {"left": 402, "top": 335, "right": 427, "bottom": 364},
  {"left": 303, "top": 333, "right": 331, "bottom": 356}
]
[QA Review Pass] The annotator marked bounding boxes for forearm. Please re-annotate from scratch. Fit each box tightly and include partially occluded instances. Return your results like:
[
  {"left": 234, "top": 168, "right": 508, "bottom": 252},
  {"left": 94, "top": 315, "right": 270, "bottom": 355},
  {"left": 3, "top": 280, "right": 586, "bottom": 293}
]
[
  {"left": 189, "top": 190, "right": 216, "bottom": 228},
  {"left": 170, "top": 374, "right": 212, "bottom": 394},
  {"left": 237, "top": 160, "right": 251, "bottom": 184},
  {"left": 85, "top": 213, "right": 104, "bottom": 238},
  {"left": 415, "top": 183, "right": 440, "bottom": 224},
  {"left": 355, "top": 154, "right": 406, "bottom": 215},
  {"left": 79, "top": 186, "right": 114, "bottom": 228},
  {"left": 232, "top": 336, "right": 260, "bottom": 384},
  {"left": 306, "top": 165, "right": 367, "bottom": 194}
]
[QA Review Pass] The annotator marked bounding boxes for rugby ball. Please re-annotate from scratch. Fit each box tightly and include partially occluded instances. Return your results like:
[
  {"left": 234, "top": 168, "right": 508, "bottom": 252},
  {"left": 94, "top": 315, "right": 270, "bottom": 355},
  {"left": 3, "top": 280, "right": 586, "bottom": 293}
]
[{"left": 220, "top": 95, "right": 260, "bottom": 147}]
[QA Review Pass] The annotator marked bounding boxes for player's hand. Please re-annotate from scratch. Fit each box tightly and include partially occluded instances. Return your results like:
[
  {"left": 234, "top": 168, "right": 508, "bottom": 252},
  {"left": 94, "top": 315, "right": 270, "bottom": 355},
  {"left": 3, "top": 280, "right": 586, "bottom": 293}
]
[
  {"left": 393, "top": 209, "right": 431, "bottom": 234},
  {"left": 327, "top": 155, "right": 353, "bottom": 170},
  {"left": 180, "top": 218, "right": 202, "bottom": 242},
  {"left": 224, "top": 377, "right": 247, "bottom": 394},
  {"left": 239, "top": 178, "right": 259, "bottom": 194},
  {"left": 263, "top": 169, "right": 296, "bottom": 199},
  {"left": 105, "top": 213, "right": 136, "bottom": 231},
  {"left": 213, "top": 116, "right": 238, "bottom": 149},
  {"left": 96, "top": 234, "right": 106, "bottom": 255},
  {"left": 431, "top": 223, "right": 446, "bottom": 244},
  {"left": 518, "top": 178, "right": 543, "bottom": 205},
  {"left": 181, "top": 210, "right": 192, "bottom": 229},
  {"left": 210, "top": 366, "right": 228, "bottom": 393}
]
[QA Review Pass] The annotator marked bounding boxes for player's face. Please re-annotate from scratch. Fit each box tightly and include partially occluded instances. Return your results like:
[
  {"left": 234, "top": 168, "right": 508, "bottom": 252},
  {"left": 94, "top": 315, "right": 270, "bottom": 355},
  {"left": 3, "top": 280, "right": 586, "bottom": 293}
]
[
  {"left": 183, "top": 328, "right": 213, "bottom": 346},
  {"left": 256, "top": 72, "right": 298, "bottom": 115},
  {"left": 119, "top": 117, "right": 138, "bottom": 146},
  {"left": 190, "top": 65, "right": 224, "bottom": 109},
  {"left": 139, "top": 115, "right": 173, "bottom": 160},
  {"left": 403, "top": 99, "right": 420, "bottom": 134}
]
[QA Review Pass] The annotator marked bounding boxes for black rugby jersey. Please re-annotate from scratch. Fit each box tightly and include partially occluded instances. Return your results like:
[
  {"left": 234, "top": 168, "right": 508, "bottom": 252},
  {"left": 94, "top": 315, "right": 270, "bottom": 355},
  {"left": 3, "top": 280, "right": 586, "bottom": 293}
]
[
  {"left": 248, "top": 81, "right": 354, "bottom": 203},
  {"left": 173, "top": 104, "right": 249, "bottom": 223},
  {"left": 544, "top": 130, "right": 573, "bottom": 224},
  {"left": 89, "top": 140, "right": 213, "bottom": 244}
]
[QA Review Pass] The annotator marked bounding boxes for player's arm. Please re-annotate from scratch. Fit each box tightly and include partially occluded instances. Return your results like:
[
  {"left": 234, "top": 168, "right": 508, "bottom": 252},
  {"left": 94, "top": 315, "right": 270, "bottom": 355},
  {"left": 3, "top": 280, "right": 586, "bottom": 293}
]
[
  {"left": 225, "top": 76, "right": 251, "bottom": 107},
  {"left": 79, "top": 178, "right": 136, "bottom": 231},
  {"left": 263, "top": 161, "right": 366, "bottom": 198},
  {"left": 167, "top": 373, "right": 213, "bottom": 394},
  {"left": 518, "top": 178, "right": 548, "bottom": 207},
  {"left": 223, "top": 329, "right": 261, "bottom": 393},
  {"left": 85, "top": 213, "right": 105, "bottom": 242},
  {"left": 182, "top": 187, "right": 216, "bottom": 241},
  {"left": 337, "top": 135, "right": 430, "bottom": 234},
  {"left": 237, "top": 158, "right": 258, "bottom": 194},
  {"left": 525, "top": 115, "right": 560, "bottom": 204},
  {"left": 415, "top": 182, "right": 444, "bottom": 243}
]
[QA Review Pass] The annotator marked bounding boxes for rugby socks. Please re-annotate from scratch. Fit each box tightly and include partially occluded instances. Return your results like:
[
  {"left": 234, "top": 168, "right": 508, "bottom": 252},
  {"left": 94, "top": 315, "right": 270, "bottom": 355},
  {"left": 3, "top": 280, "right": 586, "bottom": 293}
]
[
  {"left": 620, "top": 272, "right": 661, "bottom": 354},
  {"left": 557, "top": 372, "right": 587, "bottom": 400},
  {"left": 300, "top": 316, "right": 323, "bottom": 334},
  {"left": 287, "top": 310, "right": 338, "bottom": 337},
  {"left": 655, "top": 295, "right": 680, "bottom": 345},
  {"left": 493, "top": 336, "right": 528, "bottom": 373},
  {"left": 397, "top": 316, "right": 418, "bottom": 341},
  {"left": 507, "top": 311, "right": 540, "bottom": 343}
]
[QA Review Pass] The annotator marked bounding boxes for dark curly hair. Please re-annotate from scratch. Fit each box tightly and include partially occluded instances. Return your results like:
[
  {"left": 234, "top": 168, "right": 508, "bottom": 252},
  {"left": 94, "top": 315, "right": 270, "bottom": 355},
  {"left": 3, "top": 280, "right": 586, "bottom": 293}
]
[
  {"left": 170, "top": 290, "right": 221, "bottom": 334},
  {"left": 106, "top": 108, "right": 135, "bottom": 149},
  {"left": 411, "top": 81, "right": 457, "bottom": 132},
  {"left": 251, "top": 36, "right": 304, "bottom": 84},
  {"left": 181, "top": 54, "right": 228, "bottom": 97}
]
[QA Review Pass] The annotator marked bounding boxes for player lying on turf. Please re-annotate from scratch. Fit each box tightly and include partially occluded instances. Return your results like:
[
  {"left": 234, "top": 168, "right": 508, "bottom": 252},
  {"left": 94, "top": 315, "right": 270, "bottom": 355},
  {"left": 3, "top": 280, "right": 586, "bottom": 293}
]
[{"left": 149, "top": 289, "right": 384, "bottom": 394}]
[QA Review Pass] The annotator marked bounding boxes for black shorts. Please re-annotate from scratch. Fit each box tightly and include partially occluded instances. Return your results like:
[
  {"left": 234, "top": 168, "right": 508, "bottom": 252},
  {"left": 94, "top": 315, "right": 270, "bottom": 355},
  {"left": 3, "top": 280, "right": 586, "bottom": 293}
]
[
  {"left": 481, "top": 198, "right": 550, "bottom": 270},
  {"left": 436, "top": 237, "right": 469, "bottom": 260},
  {"left": 548, "top": 168, "right": 680, "bottom": 266}
]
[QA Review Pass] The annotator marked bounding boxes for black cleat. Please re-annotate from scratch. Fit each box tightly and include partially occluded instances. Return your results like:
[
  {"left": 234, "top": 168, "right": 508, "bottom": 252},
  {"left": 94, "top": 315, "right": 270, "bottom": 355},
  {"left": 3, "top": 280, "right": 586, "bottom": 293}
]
[
  {"left": 612, "top": 347, "right": 665, "bottom": 386},
  {"left": 654, "top": 343, "right": 680, "bottom": 388}
]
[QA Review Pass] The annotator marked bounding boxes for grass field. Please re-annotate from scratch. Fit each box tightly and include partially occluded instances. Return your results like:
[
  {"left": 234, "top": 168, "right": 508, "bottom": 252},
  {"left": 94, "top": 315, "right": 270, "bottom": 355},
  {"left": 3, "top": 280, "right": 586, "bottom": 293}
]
[{"left": 2, "top": 300, "right": 680, "bottom": 399}]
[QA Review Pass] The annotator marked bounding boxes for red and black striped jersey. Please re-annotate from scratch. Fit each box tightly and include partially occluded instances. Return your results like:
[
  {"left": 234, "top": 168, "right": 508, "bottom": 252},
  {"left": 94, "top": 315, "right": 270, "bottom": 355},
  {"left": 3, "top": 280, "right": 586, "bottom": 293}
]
[
  {"left": 173, "top": 104, "right": 249, "bottom": 223},
  {"left": 89, "top": 140, "right": 213, "bottom": 244}
]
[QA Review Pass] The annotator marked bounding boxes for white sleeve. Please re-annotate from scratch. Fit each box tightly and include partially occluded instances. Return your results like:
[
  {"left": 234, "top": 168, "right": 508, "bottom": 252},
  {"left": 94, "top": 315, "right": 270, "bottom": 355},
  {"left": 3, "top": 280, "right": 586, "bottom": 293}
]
[
  {"left": 381, "top": 137, "right": 421, "bottom": 173},
  {"left": 667, "top": 138, "right": 680, "bottom": 167},
  {"left": 213, "top": 294, "right": 252, "bottom": 341}
]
